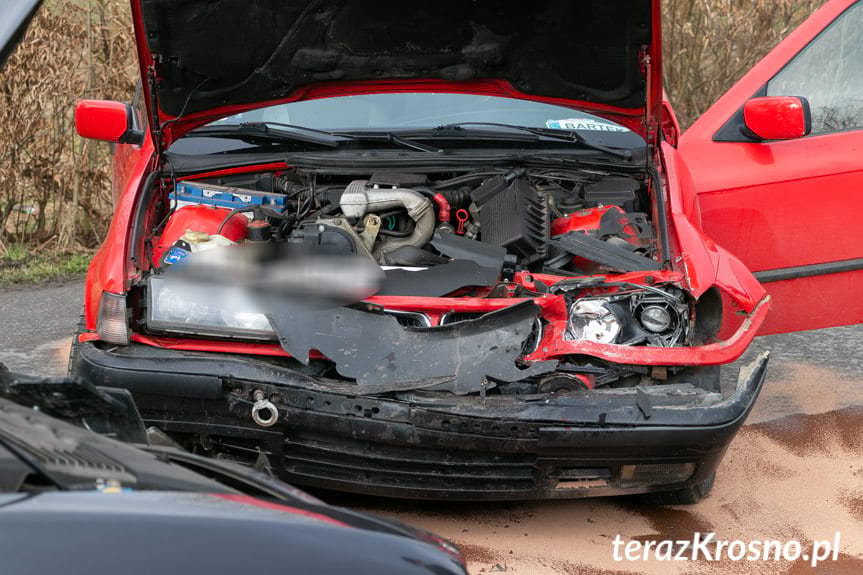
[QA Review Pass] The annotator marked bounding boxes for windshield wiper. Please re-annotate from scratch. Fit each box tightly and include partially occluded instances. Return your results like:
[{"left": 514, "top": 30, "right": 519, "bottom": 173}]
[
  {"left": 433, "top": 122, "right": 633, "bottom": 160},
  {"left": 335, "top": 130, "right": 445, "bottom": 154},
  {"left": 190, "top": 122, "right": 354, "bottom": 148},
  {"left": 190, "top": 123, "right": 445, "bottom": 153}
]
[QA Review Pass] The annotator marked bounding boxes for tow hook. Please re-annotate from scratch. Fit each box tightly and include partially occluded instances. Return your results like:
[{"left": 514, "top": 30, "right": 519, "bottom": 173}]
[{"left": 251, "top": 389, "right": 279, "bottom": 428}]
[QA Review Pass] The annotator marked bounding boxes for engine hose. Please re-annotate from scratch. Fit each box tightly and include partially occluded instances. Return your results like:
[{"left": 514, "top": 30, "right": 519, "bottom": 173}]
[
  {"left": 340, "top": 180, "right": 436, "bottom": 262},
  {"left": 433, "top": 193, "right": 451, "bottom": 223},
  {"left": 438, "top": 187, "right": 472, "bottom": 209},
  {"left": 374, "top": 199, "right": 435, "bottom": 260}
]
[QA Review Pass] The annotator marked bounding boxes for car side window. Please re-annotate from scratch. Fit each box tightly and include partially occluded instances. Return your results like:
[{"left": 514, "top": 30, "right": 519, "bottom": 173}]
[{"left": 766, "top": 1, "right": 863, "bottom": 135}]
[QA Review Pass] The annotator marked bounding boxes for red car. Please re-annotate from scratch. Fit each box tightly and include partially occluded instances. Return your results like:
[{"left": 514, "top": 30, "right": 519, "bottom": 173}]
[{"left": 71, "top": 0, "right": 863, "bottom": 503}]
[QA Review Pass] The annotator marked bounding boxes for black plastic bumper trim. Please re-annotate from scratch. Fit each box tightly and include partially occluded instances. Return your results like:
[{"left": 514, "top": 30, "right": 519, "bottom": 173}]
[{"left": 73, "top": 341, "right": 770, "bottom": 500}]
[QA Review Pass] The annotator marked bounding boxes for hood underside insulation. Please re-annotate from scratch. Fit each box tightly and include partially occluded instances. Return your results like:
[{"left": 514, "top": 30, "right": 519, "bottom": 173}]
[{"left": 139, "top": 0, "right": 651, "bottom": 117}]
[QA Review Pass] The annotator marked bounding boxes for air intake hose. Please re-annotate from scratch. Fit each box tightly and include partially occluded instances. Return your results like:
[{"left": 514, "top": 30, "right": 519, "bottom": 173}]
[{"left": 340, "top": 180, "right": 436, "bottom": 261}]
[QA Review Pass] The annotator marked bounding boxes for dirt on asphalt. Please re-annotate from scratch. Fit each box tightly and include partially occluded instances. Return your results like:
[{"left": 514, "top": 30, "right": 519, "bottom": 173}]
[
  {"left": 341, "top": 362, "right": 863, "bottom": 575},
  {"left": 2, "top": 280, "right": 861, "bottom": 574}
]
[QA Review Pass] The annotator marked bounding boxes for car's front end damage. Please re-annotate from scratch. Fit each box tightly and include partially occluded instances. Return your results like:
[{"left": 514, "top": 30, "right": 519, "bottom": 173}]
[
  {"left": 77, "top": 338, "right": 768, "bottom": 500},
  {"left": 73, "top": 0, "right": 772, "bottom": 501}
]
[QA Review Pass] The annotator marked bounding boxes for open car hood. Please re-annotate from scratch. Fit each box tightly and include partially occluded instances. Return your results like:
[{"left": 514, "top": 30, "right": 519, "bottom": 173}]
[{"left": 132, "top": 0, "right": 662, "bottom": 147}]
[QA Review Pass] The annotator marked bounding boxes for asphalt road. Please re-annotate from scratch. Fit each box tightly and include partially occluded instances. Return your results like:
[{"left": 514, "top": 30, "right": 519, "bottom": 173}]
[{"left": 1, "top": 279, "right": 861, "bottom": 574}]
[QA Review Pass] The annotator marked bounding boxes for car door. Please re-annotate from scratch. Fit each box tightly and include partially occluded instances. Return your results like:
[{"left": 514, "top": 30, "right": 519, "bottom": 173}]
[{"left": 678, "top": 0, "right": 863, "bottom": 336}]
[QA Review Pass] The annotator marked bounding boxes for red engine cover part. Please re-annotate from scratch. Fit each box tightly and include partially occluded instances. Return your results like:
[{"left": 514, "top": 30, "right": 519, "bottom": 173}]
[
  {"left": 551, "top": 205, "right": 642, "bottom": 247},
  {"left": 152, "top": 205, "right": 248, "bottom": 265}
]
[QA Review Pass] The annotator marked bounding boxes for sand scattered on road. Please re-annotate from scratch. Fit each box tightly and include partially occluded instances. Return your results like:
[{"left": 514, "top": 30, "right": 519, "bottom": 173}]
[{"left": 358, "top": 406, "right": 863, "bottom": 575}]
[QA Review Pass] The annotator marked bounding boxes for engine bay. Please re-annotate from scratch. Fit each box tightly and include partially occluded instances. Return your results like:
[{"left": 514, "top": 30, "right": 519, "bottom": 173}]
[
  {"left": 152, "top": 167, "right": 659, "bottom": 274},
  {"left": 132, "top": 165, "right": 711, "bottom": 396}
]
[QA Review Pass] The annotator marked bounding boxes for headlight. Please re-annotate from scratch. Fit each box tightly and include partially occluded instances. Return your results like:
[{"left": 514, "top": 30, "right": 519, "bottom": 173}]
[
  {"left": 564, "top": 287, "right": 690, "bottom": 347},
  {"left": 147, "top": 276, "right": 275, "bottom": 339},
  {"left": 565, "top": 298, "right": 622, "bottom": 343},
  {"left": 638, "top": 305, "right": 673, "bottom": 333}
]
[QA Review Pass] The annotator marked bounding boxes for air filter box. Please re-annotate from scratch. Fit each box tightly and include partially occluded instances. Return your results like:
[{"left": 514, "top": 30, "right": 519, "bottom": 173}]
[{"left": 475, "top": 177, "right": 549, "bottom": 264}]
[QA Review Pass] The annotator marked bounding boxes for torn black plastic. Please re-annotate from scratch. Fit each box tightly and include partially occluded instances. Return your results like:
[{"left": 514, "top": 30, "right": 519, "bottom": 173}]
[
  {"left": 552, "top": 231, "right": 661, "bottom": 272},
  {"left": 265, "top": 300, "right": 557, "bottom": 395},
  {"left": 0, "top": 365, "right": 147, "bottom": 443},
  {"left": 430, "top": 230, "right": 508, "bottom": 270},
  {"left": 378, "top": 260, "right": 500, "bottom": 297}
]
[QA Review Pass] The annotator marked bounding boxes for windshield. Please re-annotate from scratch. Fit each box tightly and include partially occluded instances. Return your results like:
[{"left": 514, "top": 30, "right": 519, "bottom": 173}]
[
  {"left": 208, "top": 93, "right": 634, "bottom": 134},
  {"left": 169, "top": 93, "right": 645, "bottom": 156}
]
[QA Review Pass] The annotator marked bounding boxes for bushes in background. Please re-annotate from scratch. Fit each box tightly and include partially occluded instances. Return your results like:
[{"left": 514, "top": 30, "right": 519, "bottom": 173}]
[{"left": 0, "top": 1, "right": 135, "bottom": 255}]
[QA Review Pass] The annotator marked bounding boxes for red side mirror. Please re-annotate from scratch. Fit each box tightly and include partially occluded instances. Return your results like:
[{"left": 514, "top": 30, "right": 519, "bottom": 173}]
[
  {"left": 75, "top": 100, "right": 143, "bottom": 144},
  {"left": 742, "top": 96, "right": 811, "bottom": 141}
]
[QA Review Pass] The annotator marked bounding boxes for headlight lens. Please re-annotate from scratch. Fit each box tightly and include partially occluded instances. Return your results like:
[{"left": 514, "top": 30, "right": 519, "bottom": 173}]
[
  {"left": 638, "top": 304, "right": 673, "bottom": 333},
  {"left": 565, "top": 298, "right": 622, "bottom": 343},
  {"left": 147, "top": 276, "right": 275, "bottom": 339}
]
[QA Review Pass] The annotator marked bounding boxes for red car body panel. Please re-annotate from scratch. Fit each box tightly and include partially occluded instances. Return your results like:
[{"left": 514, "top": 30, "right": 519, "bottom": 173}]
[
  {"left": 84, "top": 134, "right": 154, "bottom": 332},
  {"left": 679, "top": 0, "right": 863, "bottom": 335}
]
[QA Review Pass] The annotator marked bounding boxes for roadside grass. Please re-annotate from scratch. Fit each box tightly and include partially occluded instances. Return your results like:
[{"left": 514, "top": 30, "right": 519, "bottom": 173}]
[{"left": 0, "top": 246, "right": 92, "bottom": 287}]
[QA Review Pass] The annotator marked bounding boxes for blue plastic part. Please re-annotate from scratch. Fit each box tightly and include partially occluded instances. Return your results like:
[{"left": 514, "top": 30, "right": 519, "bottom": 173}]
[
  {"left": 162, "top": 245, "right": 190, "bottom": 266},
  {"left": 170, "top": 181, "right": 286, "bottom": 211}
]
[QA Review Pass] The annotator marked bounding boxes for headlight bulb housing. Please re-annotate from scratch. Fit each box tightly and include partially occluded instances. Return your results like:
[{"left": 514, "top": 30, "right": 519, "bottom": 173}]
[
  {"left": 562, "top": 286, "right": 690, "bottom": 348},
  {"left": 565, "top": 298, "right": 622, "bottom": 344},
  {"left": 638, "top": 305, "right": 673, "bottom": 333}
]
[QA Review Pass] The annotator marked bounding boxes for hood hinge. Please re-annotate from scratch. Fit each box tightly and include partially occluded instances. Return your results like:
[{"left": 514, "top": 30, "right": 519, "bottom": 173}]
[{"left": 640, "top": 50, "right": 658, "bottom": 154}]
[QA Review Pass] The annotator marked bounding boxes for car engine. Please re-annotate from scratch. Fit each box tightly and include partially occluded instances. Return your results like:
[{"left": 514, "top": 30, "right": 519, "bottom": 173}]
[{"left": 152, "top": 168, "right": 657, "bottom": 275}]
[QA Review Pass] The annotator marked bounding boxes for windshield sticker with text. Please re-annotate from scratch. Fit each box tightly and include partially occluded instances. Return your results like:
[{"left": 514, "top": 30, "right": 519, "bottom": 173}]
[{"left": 546, "top": 118, "right": 630, "bottom": 132}]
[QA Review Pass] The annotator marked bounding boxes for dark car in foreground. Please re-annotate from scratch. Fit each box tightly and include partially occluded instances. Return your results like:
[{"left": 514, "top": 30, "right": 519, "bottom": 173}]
[
  {"left": 70, "top": 0, "right": 863, "bottom": 503},
  {"left": 0, "top": 365, "right": 466, "bottom": 574}
]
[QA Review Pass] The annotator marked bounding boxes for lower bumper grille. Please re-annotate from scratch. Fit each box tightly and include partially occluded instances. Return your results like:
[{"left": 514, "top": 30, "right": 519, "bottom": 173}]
[
  {"left": 283, "top": 433, "right": 539, "bottom": 494},
  {"left": 280, "top": 433, "right": 616, "bottom": 496}
]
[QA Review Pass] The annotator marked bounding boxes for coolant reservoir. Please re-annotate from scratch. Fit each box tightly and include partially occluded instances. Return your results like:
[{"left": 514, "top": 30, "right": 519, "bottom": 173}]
[
  {"left": 181, "top": 230, "right": 235, "bottom": 251},
  {"left": 152, "top": 205, "right": 247, "bottom": 266},
  {"left": 160, "top": 231, "right": 235, "bottom": 267}
]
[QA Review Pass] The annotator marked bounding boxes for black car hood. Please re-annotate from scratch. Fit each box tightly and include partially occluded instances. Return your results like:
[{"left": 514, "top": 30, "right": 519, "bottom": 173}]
[
  {"left": 134, "top": 0, "right": 658, "bottom": 140},
  {"left": 0, "top": 0, "right": 41, "bottom": 68},
  {"left": 0, "top": 364, "right": 465, "bottom": 573},
  {"left": 0, "top": 491, "right": 465, "bottom": 575}
]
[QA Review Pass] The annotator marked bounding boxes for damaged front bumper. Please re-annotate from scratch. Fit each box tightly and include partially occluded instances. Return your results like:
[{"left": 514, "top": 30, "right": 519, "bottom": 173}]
[{"left": 75, "top": 340, "right": 769, "bottom": 500}]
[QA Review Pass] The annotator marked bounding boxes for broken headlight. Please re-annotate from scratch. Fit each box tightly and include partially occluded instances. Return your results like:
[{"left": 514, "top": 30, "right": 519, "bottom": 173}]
[
  {"left": 565, "top": 287, "right": 690, "bottom": 347},
  {"left": 146, "top": 276, "right": 275, "bottom": 340},
  {"left": 565, "top": 299, "right": 623, "bottom": 343}
]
